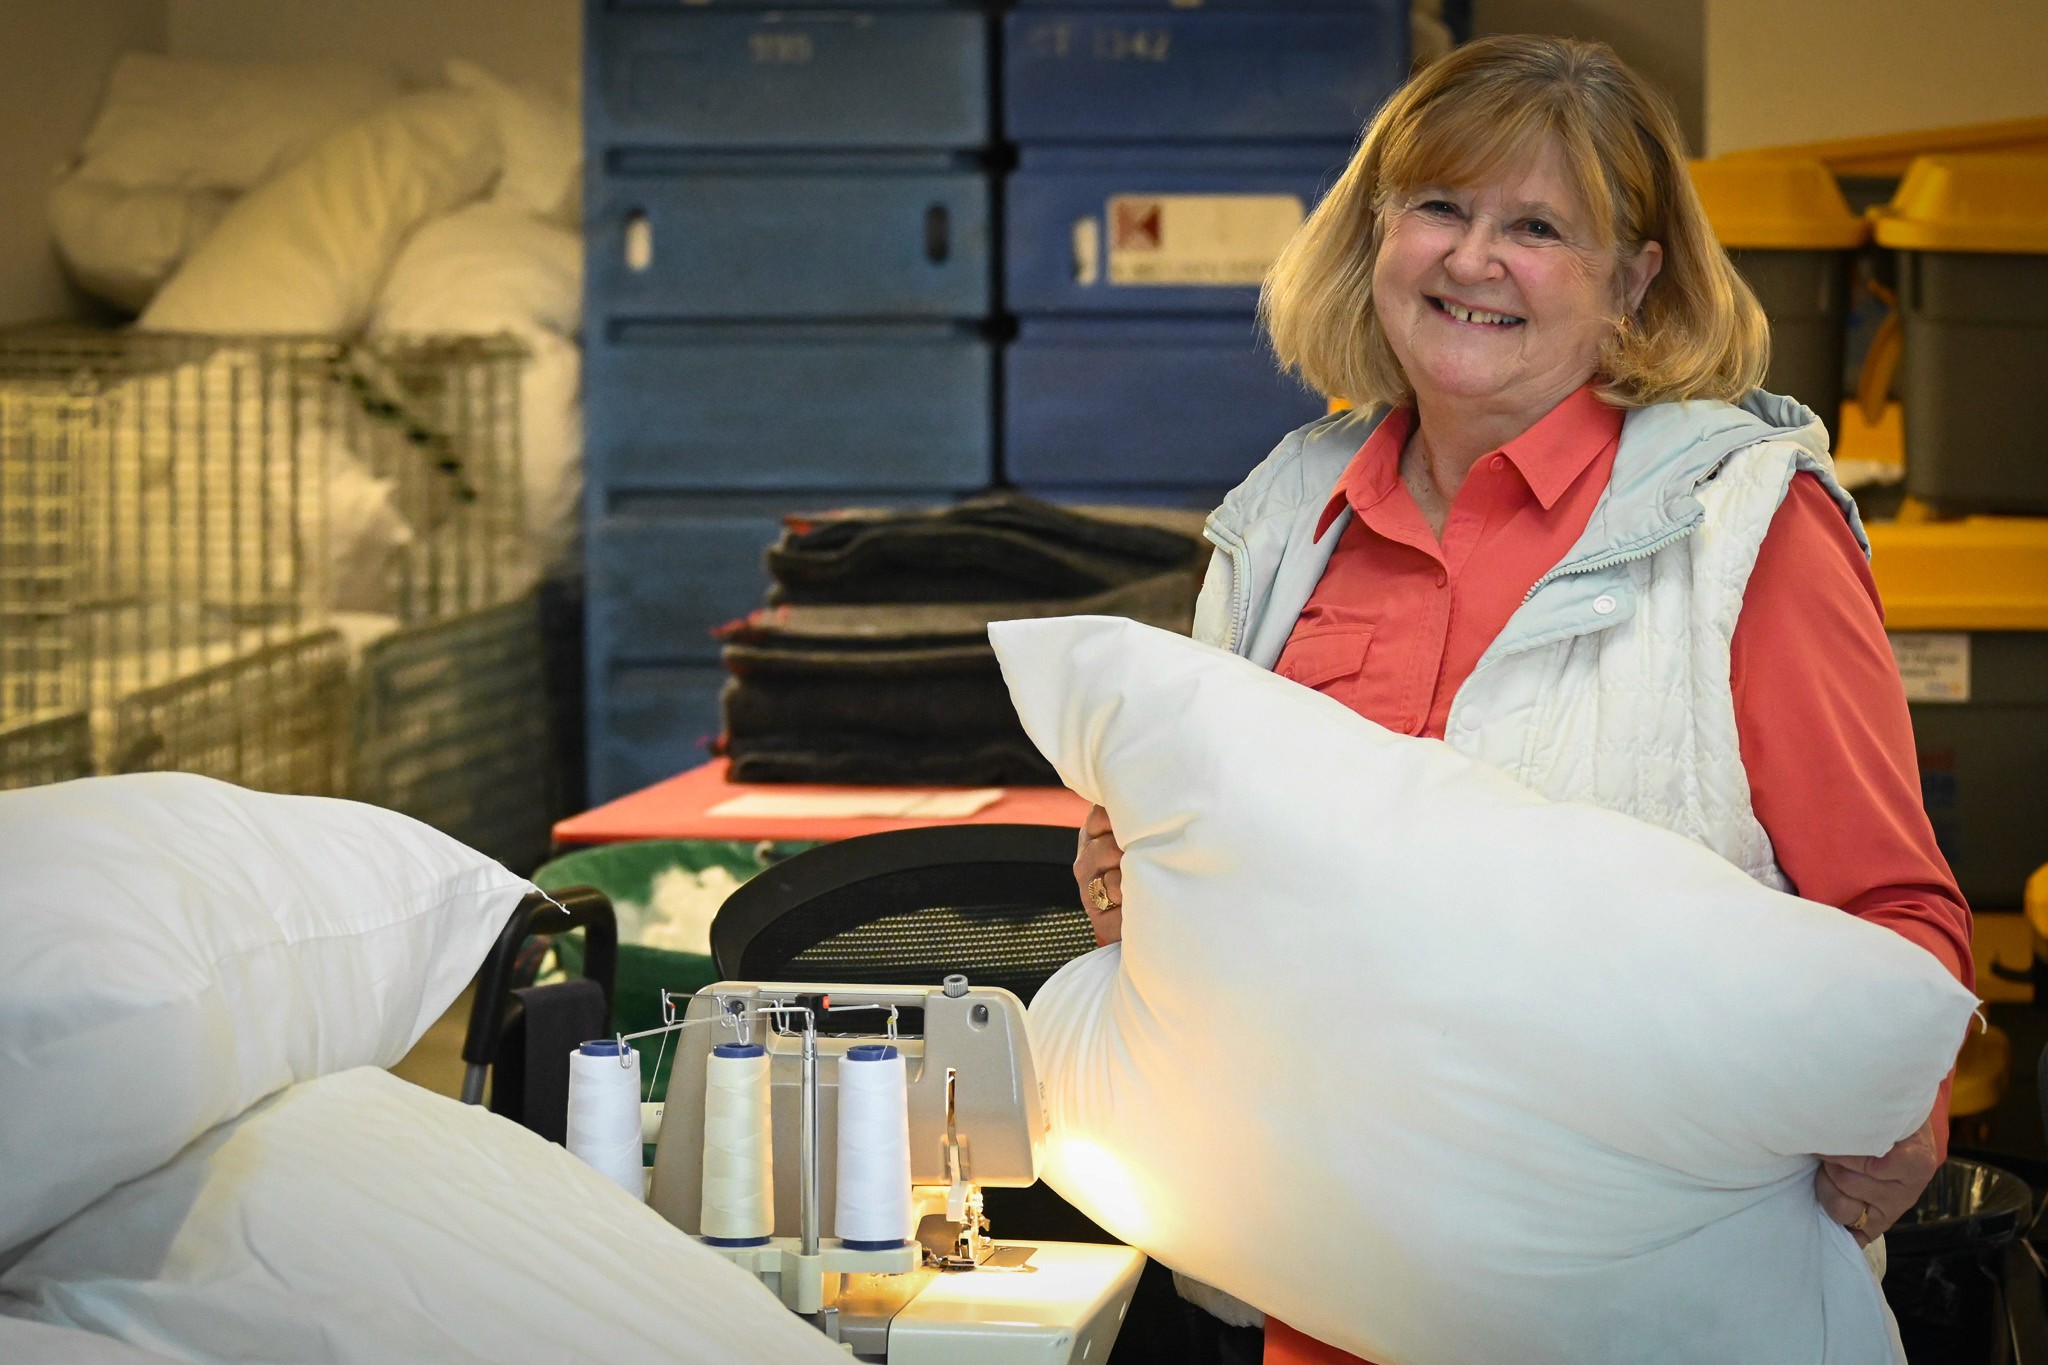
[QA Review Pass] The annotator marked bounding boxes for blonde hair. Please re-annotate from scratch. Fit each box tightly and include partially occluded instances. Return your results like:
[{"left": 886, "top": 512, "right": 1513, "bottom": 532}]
[{"left": 1261, "top": 35, "right": 1768, "bottom": 410}]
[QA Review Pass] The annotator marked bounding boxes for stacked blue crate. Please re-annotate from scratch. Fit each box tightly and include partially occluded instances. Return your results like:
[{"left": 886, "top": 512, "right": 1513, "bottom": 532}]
[
  {"left": 1001, "top": 0, "right": 1407, "bottom": 505},
  {"left": 584, "top": 0, "right": 996, "bottom": 801}
]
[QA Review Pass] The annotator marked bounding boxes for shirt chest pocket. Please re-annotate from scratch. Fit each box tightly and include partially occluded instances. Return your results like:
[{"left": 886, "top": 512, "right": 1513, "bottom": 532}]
[{"left": 1275, "top": 624, "right": 1375, "bottom": 690}]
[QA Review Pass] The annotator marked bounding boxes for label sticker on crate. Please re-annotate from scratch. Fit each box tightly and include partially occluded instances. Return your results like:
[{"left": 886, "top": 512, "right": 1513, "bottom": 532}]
[
  {"left": 1105, "top": 194, "right": 1305, "bottom": 287},
  {"left": 1889, "top": 632, "right": 1971, "bottom": 703}
]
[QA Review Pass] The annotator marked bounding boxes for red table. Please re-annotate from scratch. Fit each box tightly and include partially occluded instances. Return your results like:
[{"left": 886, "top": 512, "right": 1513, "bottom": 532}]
[{"left": 552, "top": 758, "right": 1091, "bottom": 846}]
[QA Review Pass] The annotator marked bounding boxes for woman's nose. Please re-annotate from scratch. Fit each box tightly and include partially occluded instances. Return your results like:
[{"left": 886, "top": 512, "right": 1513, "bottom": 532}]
[{"left": 1443, "top": 223, "right": 1502, "bottom": 282}]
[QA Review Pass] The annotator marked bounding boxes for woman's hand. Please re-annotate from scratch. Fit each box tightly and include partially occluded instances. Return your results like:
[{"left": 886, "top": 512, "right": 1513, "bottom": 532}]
[
  {"left": 1073, "top": 805, "right": 1125, "bottom": 946},
  {"left": 1815, "top": 1109, "right": 1941, "bottom": 1246}
]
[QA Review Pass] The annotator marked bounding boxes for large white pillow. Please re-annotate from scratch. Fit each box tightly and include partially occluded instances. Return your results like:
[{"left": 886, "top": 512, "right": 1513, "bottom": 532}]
[
  {"left": 990, "top": 615, "right": 1975, "bottom": 1365},
  {"left": 0, "top": 1069, "right": 848, "bottom": 1365},
  {"left": 74, "top": 53, "right": 402, "bottom": 193},
  {"left": 0, "top": 774, "right": 531, "bottom": 1255},
  {"left": 47, "top": 177, "right": 233, "bottom": 313},
  {"left": 444, "top": 59, "right": 581, "bottom": 224},
  {"left": 369, "top": 200, "right": 581, "bottom": 340},
  {"left": 0, "top": 1317, "right": 183, "bottom": 1363},
  {"left": 140, "top": 90, "right": 501, "bottom": 336}
]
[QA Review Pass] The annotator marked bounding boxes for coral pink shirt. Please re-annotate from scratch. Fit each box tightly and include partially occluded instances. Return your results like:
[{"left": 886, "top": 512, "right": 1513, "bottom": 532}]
[{"left": 1263, "top": 387, "right": 1972, "bottom": 1365}]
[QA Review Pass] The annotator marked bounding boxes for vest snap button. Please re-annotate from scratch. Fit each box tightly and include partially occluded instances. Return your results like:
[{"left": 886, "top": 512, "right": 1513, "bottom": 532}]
[{"left": 1593, "top": 594, "right": 1618, "bottom": 616}]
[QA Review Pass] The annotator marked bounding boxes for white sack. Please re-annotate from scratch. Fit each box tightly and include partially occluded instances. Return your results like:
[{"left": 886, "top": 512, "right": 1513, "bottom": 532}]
[
  {"left": 0, "top": 1069, "right": 848, "bottom": 1365},
  {"left": 73, "top": 52, "right": 401, "bottom": 193},
  {"left": 0, "top": 774, "right": 530, "bottom": 1255},
  {"left": 444, "top": 59, "right": 582, "bottom": 224},
  {"left": 47, "top": 178, "right": 232, "bottom": 313},
  {"left": 141, "top": 90, "right": 501, "bottom": 336},
  {"left": 991, "top": 615, "right": 1975, "bottom": 1365}
]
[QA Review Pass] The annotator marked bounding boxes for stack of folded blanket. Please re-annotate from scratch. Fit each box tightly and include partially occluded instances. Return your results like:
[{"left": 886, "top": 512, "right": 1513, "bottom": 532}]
[{"left": 716, "top": 493, "right": 1207, "bottom": 786}]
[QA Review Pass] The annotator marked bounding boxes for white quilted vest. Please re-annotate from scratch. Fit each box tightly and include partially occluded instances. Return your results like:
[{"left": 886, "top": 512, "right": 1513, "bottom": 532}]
[{"left": 1443, "top": 438, "right": 1807, "bottom": 893}]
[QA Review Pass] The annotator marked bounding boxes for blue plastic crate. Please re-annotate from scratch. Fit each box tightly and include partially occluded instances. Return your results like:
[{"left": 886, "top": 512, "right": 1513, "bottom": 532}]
[
  {"left": 588, "top": 5, "right": 990, "bottom": 150},
  {"left": 1006, "top": 143, "right": 1346, "bottom": 315},
  {"left": 1002, "top": 4, "right": 1404, "bottom": 144},
  {"left": 1003, "top": 316, "right": 1325, "bottom": 487},
  {"left": 584, "top": 322, "right": 994, "bottom": 493},
  {"left": 590, "top": 663, "right": 731, "bottom": 803},
  {"left": 588, "top": 493, "right": 958, "bottom": 664},
  {"left": 589, "top": 158, "right": 990, "bottom": 320}
]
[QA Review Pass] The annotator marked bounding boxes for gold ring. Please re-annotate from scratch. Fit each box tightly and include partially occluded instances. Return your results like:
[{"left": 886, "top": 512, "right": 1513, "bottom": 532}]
[
  {"left": 1850, "top": 1203, "right": 1872, "bottom": 1236},
  {"left": 1088, "top": 876, "right": 1118, "bottom": 915}
]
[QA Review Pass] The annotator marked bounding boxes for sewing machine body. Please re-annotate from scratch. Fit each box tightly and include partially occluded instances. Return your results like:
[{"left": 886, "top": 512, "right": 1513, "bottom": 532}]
[{"left": 647, "top": 980, "right": 1142, "bottom": 1364}]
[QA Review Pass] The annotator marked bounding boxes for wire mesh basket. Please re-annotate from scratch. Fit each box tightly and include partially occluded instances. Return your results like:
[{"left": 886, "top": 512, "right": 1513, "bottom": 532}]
[{"left": 0, "top": 328, "right": 530, "bottom": 797}]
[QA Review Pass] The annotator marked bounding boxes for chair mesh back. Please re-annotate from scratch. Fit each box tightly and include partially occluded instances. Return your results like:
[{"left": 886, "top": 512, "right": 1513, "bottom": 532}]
[{"left": 736, "top": 861, "right": 1094, "bottom": 1004}]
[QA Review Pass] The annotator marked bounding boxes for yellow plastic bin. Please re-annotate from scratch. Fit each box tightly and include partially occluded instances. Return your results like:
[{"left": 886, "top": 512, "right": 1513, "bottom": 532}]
[
  {"left": 1689, "top": 156, "right": 1867, "bottom": 435},
  {"left": 1868, "top": 517, "right": 2048, "bottom": 908},
  {"left": 1874, "top": 155, "right": 2048, "bottom": 513}
]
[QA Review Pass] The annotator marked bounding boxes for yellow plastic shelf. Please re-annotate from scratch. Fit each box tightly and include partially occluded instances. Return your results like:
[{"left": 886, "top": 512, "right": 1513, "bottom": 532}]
[
  {"left": 1729, "top": 116, "right": 2048, "bottom": 181},
  {"left": 1874, "top": 154, "right": 2048, "bottom": 254},
  {"left": 1689, "top": 156, "right": 1866, "bottom": 250},
  {"left": 1867, "top": 517, "right": 2048, "bottom": 631},
  {"left": 1952, "top": 1022, "right": 2011, "bottom": 1119}
]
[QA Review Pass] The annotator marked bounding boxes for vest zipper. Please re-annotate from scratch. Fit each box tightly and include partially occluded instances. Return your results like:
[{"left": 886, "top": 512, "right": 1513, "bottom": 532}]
[{"left": 1519, "top": 519, "right": 1701, "bottom": 605}]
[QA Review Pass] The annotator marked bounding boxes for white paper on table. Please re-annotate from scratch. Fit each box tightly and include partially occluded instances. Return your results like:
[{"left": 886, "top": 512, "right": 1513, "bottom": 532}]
[{"left": 705, "top": 789, "right": 1006, "bottom": 821}]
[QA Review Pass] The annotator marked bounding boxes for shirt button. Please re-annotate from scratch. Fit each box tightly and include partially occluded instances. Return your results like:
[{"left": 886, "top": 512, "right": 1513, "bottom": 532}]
[
  {"left": 1490, "top": 455, "right": 1506, "bottom": 471},
  {"left": 1593, "top": 594, "right": 1618, "bottom": 616},
  {"left": 1435, "top": 571, "right": 1448, "bottom": 588}
]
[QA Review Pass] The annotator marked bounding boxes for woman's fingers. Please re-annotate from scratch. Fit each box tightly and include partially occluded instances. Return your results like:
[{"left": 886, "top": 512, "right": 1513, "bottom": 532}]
[
  {"left": 1813, "top": 1165, "right": 1875, "bottom": 1247},
  {"left": 1072, "top": 806, "right": 1126, "bottom": 946},
  {"left": 1814, "top": 1112, "right": 1940, "bottom": 1246}
]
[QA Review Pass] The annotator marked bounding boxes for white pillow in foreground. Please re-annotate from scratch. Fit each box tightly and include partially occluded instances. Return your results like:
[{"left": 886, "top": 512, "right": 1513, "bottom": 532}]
[
  {"left": 0, "top": 1069, "right": 848, "bottom": 1365},
  {"left": 990, "top": 615, "right": 1974, "bottom": 1365},
  {"left": 0, "top": 774, "right": 530, "bottom": 1255}
]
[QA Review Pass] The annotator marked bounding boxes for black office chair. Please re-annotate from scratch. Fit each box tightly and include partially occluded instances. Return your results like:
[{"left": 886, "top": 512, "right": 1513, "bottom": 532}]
[
  {"left": 710, "top": 823, "right": 1094, "bottom": 1002},
  {"left": 707, "top": 822, "right": 1200, "bottom": 1365},
  {"left": 459, "top": 885, "right": 619, "bottom": 1144}
]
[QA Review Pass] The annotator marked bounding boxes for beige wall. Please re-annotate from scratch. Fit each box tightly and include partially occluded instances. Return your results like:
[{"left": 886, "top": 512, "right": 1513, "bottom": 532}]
[
  {"left": 1706, "top": 0, "right": 2048, "bottom": 154},
  {"left": 167, "top": 0, "right": 579, "bottom": 93},
  {"left": 0, "top": 0, "right": 165, "bottom": 325},
  {"left": 1475, "top": 0, "right": 1706, "bottom": 154}
]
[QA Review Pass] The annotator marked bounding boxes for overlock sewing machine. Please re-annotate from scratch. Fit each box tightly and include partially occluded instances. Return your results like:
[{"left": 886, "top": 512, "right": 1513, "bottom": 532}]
[{"left": 647, "top": 975, "right": 1144, "bottom": 1364}]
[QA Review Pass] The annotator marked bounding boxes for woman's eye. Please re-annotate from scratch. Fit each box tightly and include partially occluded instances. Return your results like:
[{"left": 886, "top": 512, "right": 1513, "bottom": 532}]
[
  {"left": 1520, "top": 219, "right": 1559, "bottom": 239},
  {"left": 1418, "top": 200, "right": 1461, "bottom": 219}
]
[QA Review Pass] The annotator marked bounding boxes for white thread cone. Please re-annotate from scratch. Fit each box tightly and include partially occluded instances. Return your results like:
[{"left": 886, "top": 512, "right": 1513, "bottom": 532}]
[
  {"left": 567, "top": 1041, "right": 644, "bottom": 1199},
  {"left": 834, "top": 1044, "right": 912, "bottom": 1247},
  {"left": 702, "top": 1044, "right": 773, "bottom": 1243}
]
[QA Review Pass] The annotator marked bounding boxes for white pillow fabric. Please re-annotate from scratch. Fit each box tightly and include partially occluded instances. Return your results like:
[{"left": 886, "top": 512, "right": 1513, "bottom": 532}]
[
  {"left": 0, "top": 774, "right": 530, "bottom": 1255},
  {"left": 990, "top": 615, "right": 1975, "bottom": 1365},
  {"left": 444, "top": 60, "right": 581, "bottom": 224},
  {"left": 0, "top": 1317, "right": 184, "bottom": 1364},
  {"left": 0, "top": 1069, "right": 849, "bottom": 1365},
  {"left": 369, "top": 204, "right": 584, "bottom": 566},
  {"left": 47, "top": 177, "right": 232, "bottom": 313},
  {"left": 75, "top": 53, "right": 402, "bottom": 193},
  {"left": 141, "top": 90, "right": 501, "bottom": 336},
  {"left": 370, "top": 200, "right": 581, "bottom": 339}
]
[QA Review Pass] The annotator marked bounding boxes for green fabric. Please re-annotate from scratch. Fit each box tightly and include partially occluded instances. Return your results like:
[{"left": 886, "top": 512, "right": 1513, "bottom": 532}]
[{"left": 533, "top": 839, "right": 816, "bottom": 1099}]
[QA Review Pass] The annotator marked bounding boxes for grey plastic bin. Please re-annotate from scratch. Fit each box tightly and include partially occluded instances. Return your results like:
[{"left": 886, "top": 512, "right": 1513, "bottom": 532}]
[{"left": 1876, "top": 155, "right": 2048, "bottom": 514}]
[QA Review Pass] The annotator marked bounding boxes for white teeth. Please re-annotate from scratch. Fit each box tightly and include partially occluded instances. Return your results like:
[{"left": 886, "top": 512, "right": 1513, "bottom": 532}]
[{"left": 1442, "top": 301, "right": 1520, "bottom": 325}]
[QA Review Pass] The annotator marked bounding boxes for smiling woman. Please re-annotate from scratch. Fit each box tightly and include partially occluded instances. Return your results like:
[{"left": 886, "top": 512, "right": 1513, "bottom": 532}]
[{"left": 1068, "top": 31, "right": 1974, "bottom": 1365}]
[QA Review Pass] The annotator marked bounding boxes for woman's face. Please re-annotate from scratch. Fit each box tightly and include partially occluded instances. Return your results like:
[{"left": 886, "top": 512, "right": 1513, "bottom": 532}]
[{"left": 1371, "top": 138, "right": 1661, "bottom": 418}]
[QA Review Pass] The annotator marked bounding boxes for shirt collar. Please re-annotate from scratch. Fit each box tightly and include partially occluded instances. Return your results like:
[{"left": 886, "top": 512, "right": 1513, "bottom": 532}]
[{"left": 1312, "top": 386, "right": 1621, "bottom": 540}]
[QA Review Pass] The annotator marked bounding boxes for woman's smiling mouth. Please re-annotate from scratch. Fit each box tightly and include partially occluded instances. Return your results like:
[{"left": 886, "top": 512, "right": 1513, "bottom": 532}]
[{"left": 1428, "top": 295, "right": 1526, "bottom": 327}]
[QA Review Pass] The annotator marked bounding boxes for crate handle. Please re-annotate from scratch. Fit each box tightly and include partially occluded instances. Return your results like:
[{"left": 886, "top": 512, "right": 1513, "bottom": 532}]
[
  {"left": 624, "top": 210, "right": 654, "bottom": 273},
  {"left": 924, "top": 203, "right": 950, "bottom": 265},
  {"left": 1071, "top": 216, "right": 1101, "bottom": 286}
]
